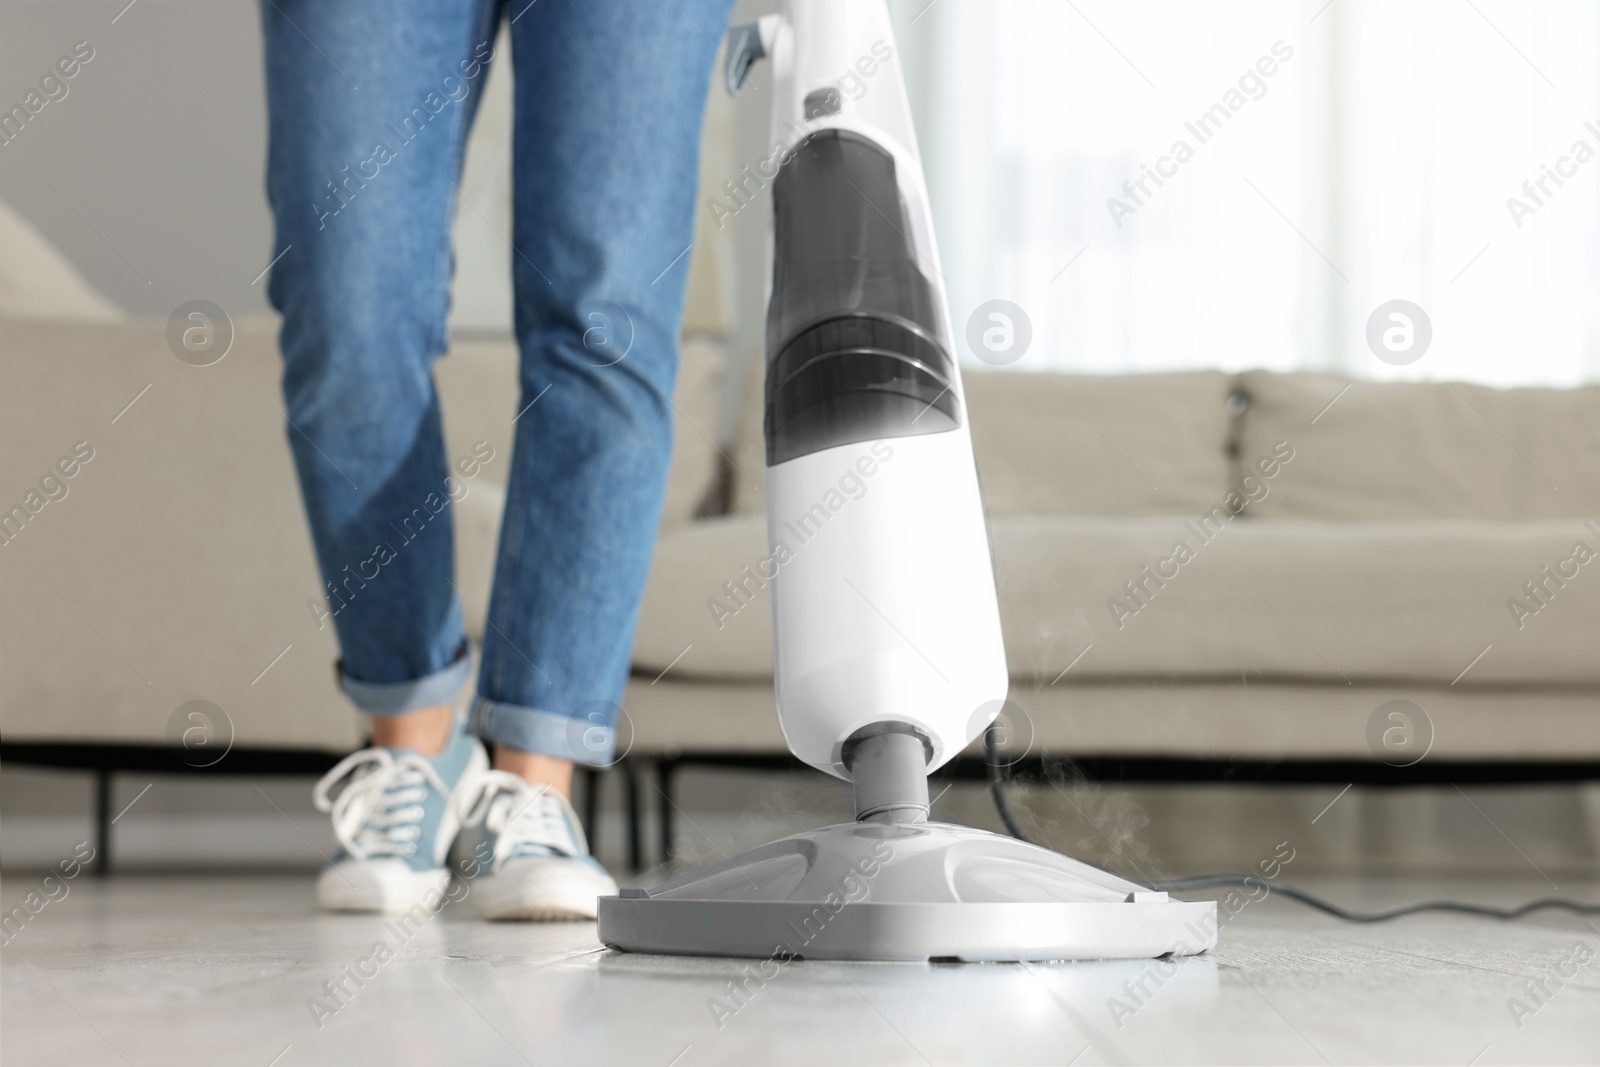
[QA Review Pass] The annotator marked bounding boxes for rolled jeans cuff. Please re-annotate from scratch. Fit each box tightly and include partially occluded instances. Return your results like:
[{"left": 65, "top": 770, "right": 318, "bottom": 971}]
[
  {"left": 339, "top": 641, "right": 473, "bottom": 716},
  {"left": 470, "top": 698, "right": 616, "bottom": 768}
]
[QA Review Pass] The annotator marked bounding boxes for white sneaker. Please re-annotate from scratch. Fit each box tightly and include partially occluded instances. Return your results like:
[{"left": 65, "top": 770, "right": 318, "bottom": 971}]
[
  {"left": 455, "top": 770, "right": 619, "bottom": 921},
  {"left": 311, "top": 726, "right": 488, "bottom": 913}
]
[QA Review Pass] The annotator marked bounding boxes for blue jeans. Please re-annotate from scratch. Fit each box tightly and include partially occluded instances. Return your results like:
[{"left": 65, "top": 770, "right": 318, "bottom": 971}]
[{"left": 261, "top": 0, "right": 732, "bottom": 766}]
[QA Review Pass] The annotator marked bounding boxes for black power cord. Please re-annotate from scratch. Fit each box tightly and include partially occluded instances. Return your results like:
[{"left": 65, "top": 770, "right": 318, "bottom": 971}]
[{"left": 982, "top": 725, "right": 1600, "bottom": 923}]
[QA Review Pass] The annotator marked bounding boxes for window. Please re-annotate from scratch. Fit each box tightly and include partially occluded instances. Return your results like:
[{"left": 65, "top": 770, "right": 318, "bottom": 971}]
[{"left": 905, "top": 0, "right": 1600, "bottom": 387}]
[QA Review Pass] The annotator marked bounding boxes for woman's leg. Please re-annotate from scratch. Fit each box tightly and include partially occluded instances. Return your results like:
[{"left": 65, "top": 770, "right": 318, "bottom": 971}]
[
  {"left": 261, "top": 0, "right": 503, "bottom": 913},
  {"left": 469, "top": 0, "right": 734, "bottom": 771},
  {"left": 262, "top": 0, "right": 501, "bottom": 724}
]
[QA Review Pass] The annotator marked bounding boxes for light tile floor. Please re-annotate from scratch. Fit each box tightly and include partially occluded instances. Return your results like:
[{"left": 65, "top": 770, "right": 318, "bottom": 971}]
[{"left": 4, "top": 873, "right": 1597, "bottom": 1065}]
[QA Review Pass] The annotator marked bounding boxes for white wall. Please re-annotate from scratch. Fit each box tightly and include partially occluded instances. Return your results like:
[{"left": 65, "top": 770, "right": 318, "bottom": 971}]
[
  {"left": 0, "top": 0, "right": 275, "bottom": 320},
  {"left": 0, "top": 0, "right": 746, "bottom": 340}
]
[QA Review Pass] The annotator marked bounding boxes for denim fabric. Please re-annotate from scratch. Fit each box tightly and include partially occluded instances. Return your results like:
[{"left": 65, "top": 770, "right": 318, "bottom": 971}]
[{"left": 261, "top": 0, "right": 732, "bottom": 765}]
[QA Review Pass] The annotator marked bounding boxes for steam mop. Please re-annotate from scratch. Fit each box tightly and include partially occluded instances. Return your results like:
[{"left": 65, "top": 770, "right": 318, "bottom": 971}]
[{"left": 597, "top": 0, "right": 1217, "bottom": 961}]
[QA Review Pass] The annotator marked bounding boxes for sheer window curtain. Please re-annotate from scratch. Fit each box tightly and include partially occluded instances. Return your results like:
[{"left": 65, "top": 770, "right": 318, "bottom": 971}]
[{"left": 896, "top": 0, "right": 1600, "bottom": 387}]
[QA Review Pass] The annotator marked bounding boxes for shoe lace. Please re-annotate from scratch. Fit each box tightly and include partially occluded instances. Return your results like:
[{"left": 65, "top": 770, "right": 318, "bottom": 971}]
[
  {"left": 455, "top": 769, "right": 588, "bottom": 863},
  {"left": 313, "top": 748, "right": 450, "bottom": 861}
]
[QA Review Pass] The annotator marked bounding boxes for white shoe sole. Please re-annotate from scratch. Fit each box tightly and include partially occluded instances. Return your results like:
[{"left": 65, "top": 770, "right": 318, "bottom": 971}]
[
  {"left": 317, "top": 860, "right": 454, "bottom": 914},
  {"left": 472, "top": 860, "right": 620, "bottom": 922}
]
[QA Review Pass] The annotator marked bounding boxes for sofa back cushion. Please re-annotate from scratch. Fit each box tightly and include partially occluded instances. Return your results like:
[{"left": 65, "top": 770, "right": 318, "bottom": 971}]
[
  {"left": 732, "top": 366, "right": 1235, "bottom": 517},
  {"left": 1238, "top": 370, "right": 1600, "bottom": 520},
  {"left": 965, "top": 370, "right": 1235, "bottom": 516},
  {"left": 729, "top": 354, "right": 769, "bottom": 514}
]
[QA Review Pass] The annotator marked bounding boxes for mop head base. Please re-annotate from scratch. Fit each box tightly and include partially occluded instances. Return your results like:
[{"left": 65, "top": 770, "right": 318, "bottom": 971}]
[{"left": 598, "top": 821, "right": 1217, "bottom": 962}]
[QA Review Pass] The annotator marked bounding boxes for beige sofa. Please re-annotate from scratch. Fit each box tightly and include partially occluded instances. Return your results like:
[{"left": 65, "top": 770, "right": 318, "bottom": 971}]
[
  {"left": 634, "top": 365, "right": 1600, "bottom": 767},
  {"left": 4, "top": 319, "right": 1598, "bottom": 777},
  {"left": 0, "top": 318, "right": 720, "bottom": 757}
]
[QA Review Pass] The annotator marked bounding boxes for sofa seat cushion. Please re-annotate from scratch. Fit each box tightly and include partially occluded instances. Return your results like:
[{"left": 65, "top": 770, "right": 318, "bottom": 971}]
[
  {"left": 621, "top": 678, "right": 1600, "bottom": 760},
  {"left": 1237, "top": 370, "right": 1600, "bottom": 521},
  {"left": 633, "top": 513, "right": 1600, "bottom": 687}
]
